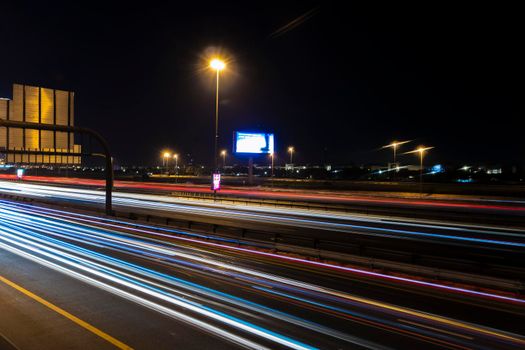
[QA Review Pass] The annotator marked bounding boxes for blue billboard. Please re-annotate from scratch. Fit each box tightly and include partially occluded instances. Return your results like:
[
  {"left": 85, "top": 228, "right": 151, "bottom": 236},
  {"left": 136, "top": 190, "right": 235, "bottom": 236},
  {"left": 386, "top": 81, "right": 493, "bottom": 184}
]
[{"left": 233, "top": 131, "right": 274, "bottom": 154}]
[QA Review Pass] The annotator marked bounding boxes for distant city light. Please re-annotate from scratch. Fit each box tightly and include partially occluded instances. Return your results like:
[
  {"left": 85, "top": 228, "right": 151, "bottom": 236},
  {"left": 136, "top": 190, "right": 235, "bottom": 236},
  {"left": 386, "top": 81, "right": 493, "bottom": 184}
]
[
  {"left": 487, "top": 168, "right": 502, "bottom": 175},
  {"left": 431, "top": 164, "right": 443, "bottom": 173}
]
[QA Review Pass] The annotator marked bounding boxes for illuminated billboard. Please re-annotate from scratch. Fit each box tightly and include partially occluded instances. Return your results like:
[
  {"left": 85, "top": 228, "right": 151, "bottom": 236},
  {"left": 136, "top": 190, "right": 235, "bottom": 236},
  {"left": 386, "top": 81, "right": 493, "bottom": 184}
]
[{"left": 233, "top": 132, "right": 274, "bottom": 154}]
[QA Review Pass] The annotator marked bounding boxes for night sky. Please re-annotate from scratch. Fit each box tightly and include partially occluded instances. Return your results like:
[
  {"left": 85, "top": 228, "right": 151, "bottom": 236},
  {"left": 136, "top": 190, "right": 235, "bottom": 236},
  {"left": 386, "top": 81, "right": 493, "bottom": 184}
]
[{"left": 1, "top": 2, "right": 523, "bottom": 166}]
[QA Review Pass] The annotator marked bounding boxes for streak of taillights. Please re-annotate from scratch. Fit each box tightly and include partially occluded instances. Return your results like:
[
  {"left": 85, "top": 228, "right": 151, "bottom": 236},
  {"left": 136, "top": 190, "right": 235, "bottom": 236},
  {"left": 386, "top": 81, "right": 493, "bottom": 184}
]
[{"left": 2, "top": 199, "right": 523, "bottom": 306}]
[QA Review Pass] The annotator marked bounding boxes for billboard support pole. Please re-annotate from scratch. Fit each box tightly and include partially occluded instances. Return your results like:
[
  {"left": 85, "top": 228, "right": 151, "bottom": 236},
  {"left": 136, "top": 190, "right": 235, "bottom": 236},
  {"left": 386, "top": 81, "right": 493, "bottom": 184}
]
[
  {"left": 0, "top": 119, "right": 114, "bottom": 216},
  {"left": 248, "top": 157, "right": 254, "bottom": 185}
]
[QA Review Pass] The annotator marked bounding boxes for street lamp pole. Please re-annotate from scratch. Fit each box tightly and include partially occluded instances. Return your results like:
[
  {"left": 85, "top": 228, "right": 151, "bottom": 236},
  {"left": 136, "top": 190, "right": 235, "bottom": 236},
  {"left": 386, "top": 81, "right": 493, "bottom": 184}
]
[
  {"left": 221, "top": 150, "right": 226, "bottom": 169},
  {"left": 173, "top": 154, "right": 178, "bottom": 182},
  {"left": 392, "top": 142, "right": 398, "bottom": 179},
  {"left": 403, "top": 146, "right": 433, "bottom": 198},
  {"left": 270, "top": 152, "right": 275, "bottom": 187},
  {"left": 210, "top": 58, "right": 225, "bottom": 172},
  {"left": 392, "top": 142, "right": 397, "bottom": 165},
  {"left": 163, "top": 152, "right": 170, "bottom": 175},
  {"left": 271, "top": 152, "right": 274, "bottom": 177},
  {"left": 288, "top": 146, "right": 294, "bottom": 164},
  {"left": 382, "top": 140, "right": 410, "bottom": 169},
  {"left": 419, "top": 149, "right": 424, "bottom": 196},
  {"left": 214, "top": 68, "right": 219, "bottom": 170}
]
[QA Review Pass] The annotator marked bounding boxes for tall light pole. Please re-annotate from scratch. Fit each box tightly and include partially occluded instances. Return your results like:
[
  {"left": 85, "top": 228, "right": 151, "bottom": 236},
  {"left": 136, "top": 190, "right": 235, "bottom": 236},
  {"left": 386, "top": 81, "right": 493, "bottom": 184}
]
[
  {"left": 288, "top": 146, "right": 294, "bottom": 164},
  {"left": 210, "top": 58, "right": 226, "bottom": 172},
  {"left": 405, "top": 146, "right": 433, "bottom": 197},
  {"left": 382, "top": 140, "right": 410, "bottom": 171},
  {"left": 393, "top": 142, "right": 397, "bottom": 165},
  {"left": 221, "top": 149, "right": 226, "bottom": 169},
  {"left": 270, "top": 152, "right": 275, "bottom": 187},
  {"left": 270, "top": 152, "right": 274, "bottom": 177},
  {"left": 173, "top": 153, "right": 178, "bottom": 182},
  {"left": 163, "top": 152, "right": 170, "bottom": 175}
]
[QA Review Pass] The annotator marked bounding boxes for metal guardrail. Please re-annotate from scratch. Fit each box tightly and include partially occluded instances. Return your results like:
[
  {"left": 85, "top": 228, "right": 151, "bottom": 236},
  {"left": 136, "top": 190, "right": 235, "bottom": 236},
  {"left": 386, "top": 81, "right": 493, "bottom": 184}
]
[{"left": 162, "top": 189, "right": 525, "bottom": 229}]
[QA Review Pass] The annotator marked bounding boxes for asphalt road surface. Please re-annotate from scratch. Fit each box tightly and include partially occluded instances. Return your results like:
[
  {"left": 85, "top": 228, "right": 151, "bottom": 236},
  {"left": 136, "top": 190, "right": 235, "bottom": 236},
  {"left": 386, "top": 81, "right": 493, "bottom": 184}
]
[{"left": 1, "top": 200, "right": 524, "bottom": 349}]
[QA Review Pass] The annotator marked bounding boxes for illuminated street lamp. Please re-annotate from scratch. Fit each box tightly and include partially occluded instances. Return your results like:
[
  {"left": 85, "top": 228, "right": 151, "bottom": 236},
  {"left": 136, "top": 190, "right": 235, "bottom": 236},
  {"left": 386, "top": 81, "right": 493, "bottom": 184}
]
[
  {"left": 382, "top": 140, "right": 410, "bottom": 171},
  {"left": 173, "top": 153, "right": 178, "bottom": 171},
  {"left": 405, "top": 146, "right": 434, "bottom": 196},
  {"left": 288, "top": 146, "right": 294, "bottom": 164},
  {"left": 210, "top": 58, "right": 226, "bottom": 172},
  {"left": 210, "top": 58, "right": 225, "bottom": 71},
  {"left": 221, "top": 149, "right": 227, "bottom": 169},
  {"left": 163, "top": 152, "right": 171, "bottom": 174}
]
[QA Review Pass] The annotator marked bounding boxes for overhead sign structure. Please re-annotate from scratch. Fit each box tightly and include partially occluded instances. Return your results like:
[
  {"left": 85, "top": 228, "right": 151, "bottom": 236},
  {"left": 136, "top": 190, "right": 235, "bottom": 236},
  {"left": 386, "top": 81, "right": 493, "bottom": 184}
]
[{"left": 233, "top": 132, "right": 274, "bottom": 155}]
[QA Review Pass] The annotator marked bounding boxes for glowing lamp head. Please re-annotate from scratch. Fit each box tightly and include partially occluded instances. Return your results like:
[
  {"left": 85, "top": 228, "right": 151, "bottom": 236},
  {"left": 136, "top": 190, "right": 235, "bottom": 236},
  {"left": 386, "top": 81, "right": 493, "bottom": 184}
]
[
  {"left": 173, "top": 154, "right": 178, "bottom": 159},
  {"left": 210, "top": 58, "right": 226, "bottom": 71},
  {"left": 221, "top": 150, "right": 226, "bottom": 156},
  {"left": 163, "top": 152, "right": 170, "bottom": 158},
  {"left": 288, "top": 147, "right": 294, "bottom": 152}
]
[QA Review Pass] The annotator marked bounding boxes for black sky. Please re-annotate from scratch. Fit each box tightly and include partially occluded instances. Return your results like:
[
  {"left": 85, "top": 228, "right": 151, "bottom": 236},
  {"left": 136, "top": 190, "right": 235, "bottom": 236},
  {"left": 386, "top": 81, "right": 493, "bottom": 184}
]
[{"left": 1, "top": 2, "right": 523, "bottom": 166}]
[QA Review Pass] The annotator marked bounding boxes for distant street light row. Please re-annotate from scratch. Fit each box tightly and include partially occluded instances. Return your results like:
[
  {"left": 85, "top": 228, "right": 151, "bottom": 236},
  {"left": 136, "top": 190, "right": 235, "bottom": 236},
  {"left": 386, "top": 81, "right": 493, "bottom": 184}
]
[
  {"left": 160, "top": 146, "right": 295, "bottom": 169},
  {"left": 159, "top": 142, "right": 432, "bottom": 170}
]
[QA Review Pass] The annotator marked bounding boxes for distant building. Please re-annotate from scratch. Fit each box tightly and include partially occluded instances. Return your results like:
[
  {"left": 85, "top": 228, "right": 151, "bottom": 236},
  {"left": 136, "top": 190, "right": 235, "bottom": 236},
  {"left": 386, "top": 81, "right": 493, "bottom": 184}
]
[
  {"left": 486, "top": 168, "right": 502, "bottom": 175},
  {"left": 0, "top": 83, "right": 81, "bottom": 165}
]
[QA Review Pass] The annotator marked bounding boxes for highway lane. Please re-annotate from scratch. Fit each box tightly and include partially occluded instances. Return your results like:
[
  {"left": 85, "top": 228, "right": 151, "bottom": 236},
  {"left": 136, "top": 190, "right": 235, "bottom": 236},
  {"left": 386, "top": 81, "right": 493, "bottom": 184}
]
[
  {"left": 0, "top": 181, "right": 524, "bottom": 254},
  {"left": 2, "top": 174, "right": 525, "bottom": 211},
  {"left": 1, "top": 200, "right": 524, "bottom": 349},
  {"left": 0, "top": 247, "right": 242, "bottom": 350}
]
